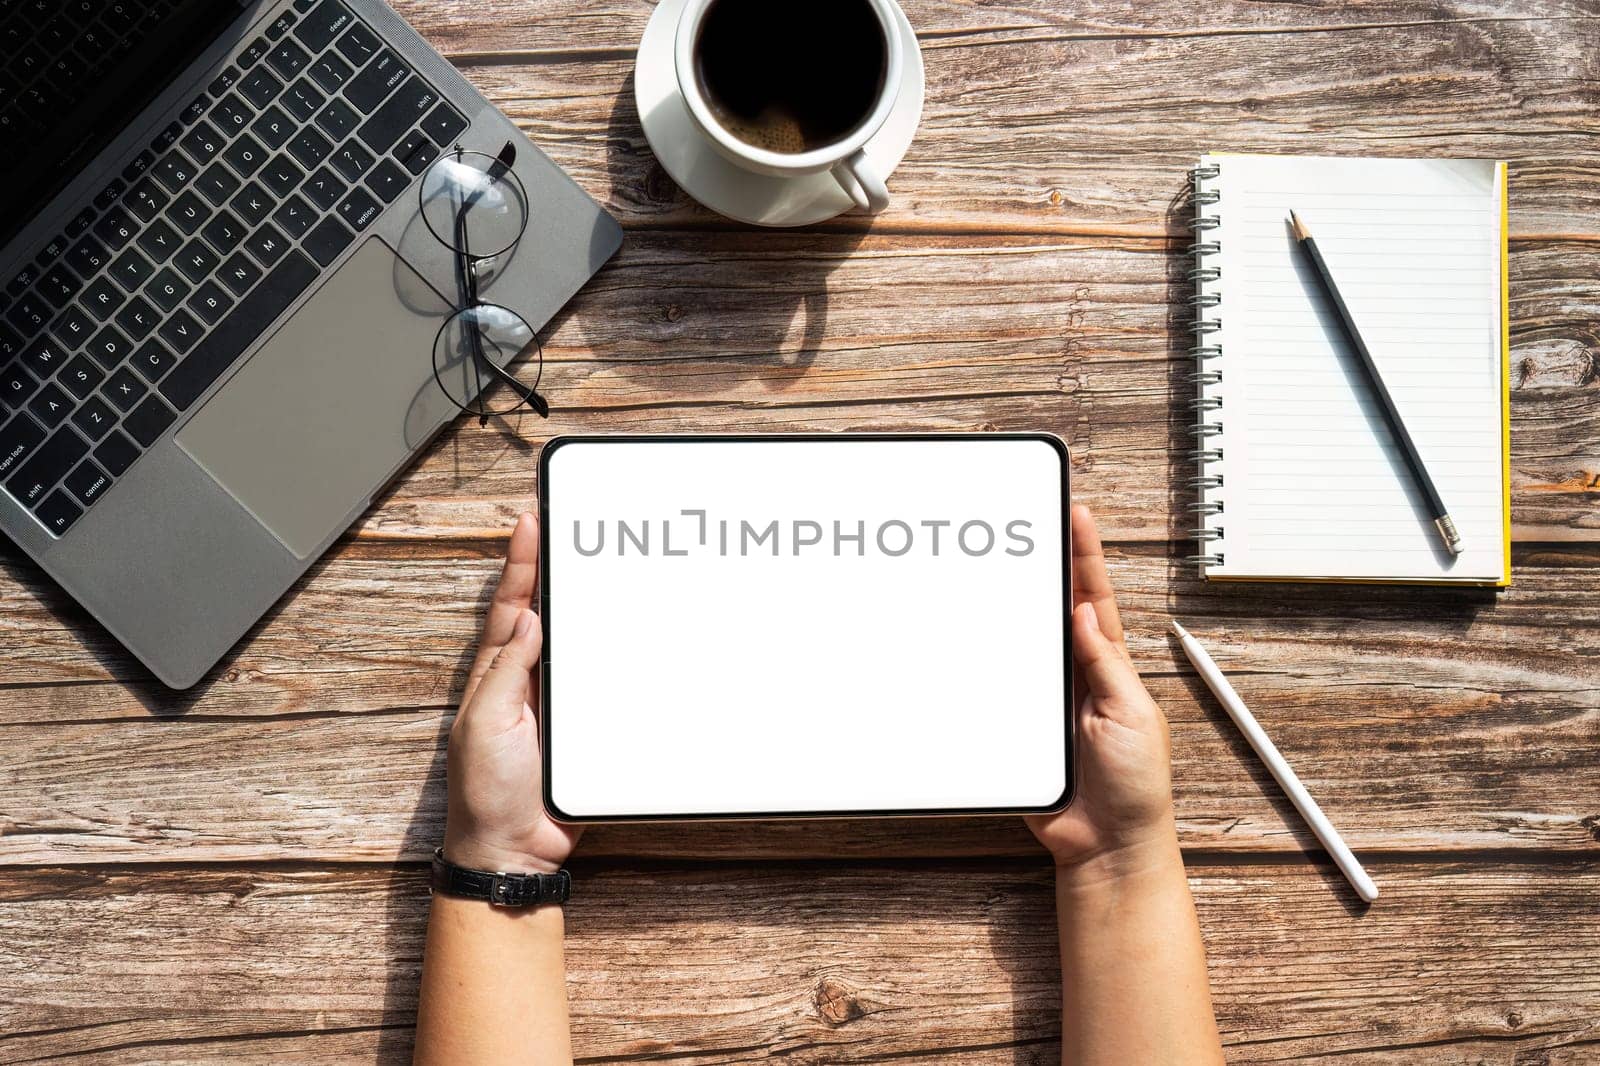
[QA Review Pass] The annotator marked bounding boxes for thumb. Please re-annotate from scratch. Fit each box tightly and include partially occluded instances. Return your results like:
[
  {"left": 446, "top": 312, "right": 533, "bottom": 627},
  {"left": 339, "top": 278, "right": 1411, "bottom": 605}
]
[
  {"left": 463, "top": 608, "right": 542, "bottom": 731},
  {"left": 1072, "top": 602, "right": 1148, "bottom": 712}
]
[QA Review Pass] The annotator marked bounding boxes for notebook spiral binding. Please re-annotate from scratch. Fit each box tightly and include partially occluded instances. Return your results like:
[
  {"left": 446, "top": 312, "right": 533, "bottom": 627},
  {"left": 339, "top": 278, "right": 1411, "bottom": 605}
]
[{"left": 1186, "top": 164, "right": 1224, "bottom": 568}]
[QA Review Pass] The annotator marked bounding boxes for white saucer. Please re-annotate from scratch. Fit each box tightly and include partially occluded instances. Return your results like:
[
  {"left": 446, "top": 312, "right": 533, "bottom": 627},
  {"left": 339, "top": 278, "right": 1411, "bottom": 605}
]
[{"left": 634, "top": 0, "right": 925, "bottom": 227}]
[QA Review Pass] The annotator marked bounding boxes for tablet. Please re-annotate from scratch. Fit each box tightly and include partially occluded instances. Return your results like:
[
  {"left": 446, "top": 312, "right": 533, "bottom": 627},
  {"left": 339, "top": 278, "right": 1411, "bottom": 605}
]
[{"left": 539, "top": 434, "right": 1072, "bottom": 822}]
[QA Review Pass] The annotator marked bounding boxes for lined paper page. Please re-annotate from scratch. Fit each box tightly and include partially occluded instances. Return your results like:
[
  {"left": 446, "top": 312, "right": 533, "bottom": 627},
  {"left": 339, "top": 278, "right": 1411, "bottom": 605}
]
[{"left": 1204, "top": 155, "right": 1507, "bottom": 582}]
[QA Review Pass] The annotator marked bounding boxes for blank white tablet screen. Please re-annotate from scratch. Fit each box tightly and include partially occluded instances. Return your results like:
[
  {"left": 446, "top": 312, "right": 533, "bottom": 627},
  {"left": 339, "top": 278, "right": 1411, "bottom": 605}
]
[{"left": 542, "top": 436, "right": 1070, "bottom": 819}]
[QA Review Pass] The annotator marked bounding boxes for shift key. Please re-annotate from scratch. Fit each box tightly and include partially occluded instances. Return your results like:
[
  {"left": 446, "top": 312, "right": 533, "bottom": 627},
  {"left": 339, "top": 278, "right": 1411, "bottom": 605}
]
[
  {"left": 357, "top": 76, "right": 439, "bottom": 153},
  {"left": 5, "top": 426, "right": 89, "bottom": 507}
]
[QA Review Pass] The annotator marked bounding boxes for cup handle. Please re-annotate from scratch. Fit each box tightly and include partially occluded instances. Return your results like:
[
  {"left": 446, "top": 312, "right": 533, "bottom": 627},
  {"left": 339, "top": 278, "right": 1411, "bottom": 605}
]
[{"left": 832, "top": 149, "right": 890, "bottom": 215}]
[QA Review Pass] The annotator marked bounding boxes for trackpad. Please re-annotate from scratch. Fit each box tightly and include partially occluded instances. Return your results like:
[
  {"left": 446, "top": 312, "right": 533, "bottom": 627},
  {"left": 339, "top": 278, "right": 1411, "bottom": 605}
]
[{"left": 177, "top": 238, "right": 460, "bottom": 559}]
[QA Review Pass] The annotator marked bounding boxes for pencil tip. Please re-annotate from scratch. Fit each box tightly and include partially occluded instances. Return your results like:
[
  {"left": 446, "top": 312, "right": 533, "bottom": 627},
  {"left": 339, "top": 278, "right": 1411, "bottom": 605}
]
[
  {"left": 1288, "top": 210, "right": 1310, "bottom": 241},
  {"left": 1168, "top": 619, "right": 1191, "bottom": 641}
]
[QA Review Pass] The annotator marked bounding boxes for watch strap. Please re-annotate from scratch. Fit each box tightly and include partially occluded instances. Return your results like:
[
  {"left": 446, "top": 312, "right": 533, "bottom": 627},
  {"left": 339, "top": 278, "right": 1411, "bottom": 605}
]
[{"left": 430, "top": 848, "right": 571, "bottom": 907}]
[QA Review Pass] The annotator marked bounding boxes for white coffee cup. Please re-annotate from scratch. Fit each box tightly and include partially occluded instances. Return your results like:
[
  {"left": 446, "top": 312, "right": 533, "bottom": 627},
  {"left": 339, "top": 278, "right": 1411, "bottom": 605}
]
[{"left": 674, "top": 0, "right": 906, "bottom": 215}]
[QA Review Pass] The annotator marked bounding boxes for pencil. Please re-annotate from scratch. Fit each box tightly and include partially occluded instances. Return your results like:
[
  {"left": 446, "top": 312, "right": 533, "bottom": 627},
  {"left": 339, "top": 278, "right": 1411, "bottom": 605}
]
[
  {"left": 1170, "top": 619, "right": 1379, "bottom": 904},
  {"left": 1288, "top": 210, "right": 1462, "bottom": 557}
]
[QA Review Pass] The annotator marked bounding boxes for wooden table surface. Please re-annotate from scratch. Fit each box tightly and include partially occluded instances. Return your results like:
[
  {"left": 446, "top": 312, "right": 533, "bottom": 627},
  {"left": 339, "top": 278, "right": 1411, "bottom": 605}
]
[{"left": 4, "top": 1, "right": 1599, "bottom": 1062}]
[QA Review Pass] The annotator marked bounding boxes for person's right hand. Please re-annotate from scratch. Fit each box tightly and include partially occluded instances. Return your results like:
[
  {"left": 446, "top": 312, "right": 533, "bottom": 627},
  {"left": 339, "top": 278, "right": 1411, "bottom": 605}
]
[{"left": 1025, "top": 505, "right": 1179, "bottom": 875}]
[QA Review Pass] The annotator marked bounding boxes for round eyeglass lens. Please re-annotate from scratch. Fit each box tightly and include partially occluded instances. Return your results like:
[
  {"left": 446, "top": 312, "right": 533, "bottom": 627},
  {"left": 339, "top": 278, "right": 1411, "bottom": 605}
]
[
  {"left": 432, "top": 302, "right": 545, "bottom": 417},
  {"left": 419, "top": 149, "right": 529, "bottom": 260}
]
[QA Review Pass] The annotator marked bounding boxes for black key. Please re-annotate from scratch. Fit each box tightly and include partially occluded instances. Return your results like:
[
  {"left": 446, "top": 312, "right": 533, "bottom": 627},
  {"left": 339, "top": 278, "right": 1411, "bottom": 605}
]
[
  {"left": 92, "top": 207, "right": 137, "bottom": 250},
  {"left": 161, "top": 251, "right": 317, "bottom": 410},
  {"left": 35, "top": 489, "right": 83, "bottom": 534},
  {"left": 67, "top": 236, "right": 110, "bottom": 277},
  {"left": 295, "top": 0, "right": 354, "bottom": 53},
  {"left": 168, "top": 189, "right": 212, "bottom": 235},
  {"left": 302, "top": 216, "right": 353, "bottom": 267},
  {"left": 266, "top": 39, "right": 310, "bottom": 80},
  {"left": 0, "top": 325, "right": 23, "bottom": 366},
  {"left": 188, "top": 280, "right": 234, "bottom": 325},
  {"left": 65, "top": 207, "right": 97, "bottom": 239},
  {"left": 239, "top": 66, "right": 283, "bottom": 109},
  {"left": 219, "top": 253, "right": 263, "bottom": 297},
  {"left": 329, "top": 138, "right": 374, "bottom": 182},
  {"left": 93, "top": 179, "right": 126, "bottom": 212},
  {"left": 86, "top": 325, "right": 133, "bottom": 370},
  {"left": 22, "top": 335, "right": 69, "bottom": 379},
  {"left": 27, "top": 382, "right": 73, "bottom": 428},
  {"left": 287, "top": 126, "right": 333, "bottom": 169},
  {"left": 179, "top": 93, "right": 211, "bottom": 126},
  {"left": 308, "top": 51, "right": 353, "bottom": 95},
  {"left": 1, "top": 364, "right": 38, "bottom": 409},
  {"left": 114, "top": 296, "right": 160, "bottom": 341},
  {"left": 37, "top": 264, "right": 81, "bottom": 307},
  {"left": 37, "top": 234, "right": 69, "bottom": 267},
  {"left": 124, "top": 177, "right": 169, "bottom": 223},
  {"left": 158, "top": 308, "right": 203, "bottom": 354},
  {"left": 5, "top": 425, "right": 89, "bottom": 506},
  {"left": 301, "top": 166, "right": 345, "bottom": 210},
  {"left": 261, "top": 155, "right": 306, "bottom": 198},
  {"left": 5, "top": 293, "right": 50, "bottom": 337},
  {"left": 209, "top": 65, "right": 239, "bottom": 96},
  {"left": 64, "top": 458, "right": 112, "bottom": 506},
  {"left": 50, "top": 305, "right": 95, "bottom": 348},
  {"left": 7, "top": 262, "right": 41, "bottom": 299},
  {"left": 336, "top": 186, "right": 383, "bottom": 231},
  {"left": 281, "top": 78, "right": 325, "bottom": 123},
  {"left": 357, "top": 76, "right": 440, "bottom": 154},
  {"left": 237, "top": 35, "right": 270, "bottom": 69},
  {"left": 393, "top": 129, "right": 439, "bottom": 175},
  {"left": 175, "top": 239, "right": 220, "bottom": 285},
  {"left": 103, "top": 366, "right": 148, "bottom": 411},
  {"left": 147, "top": 268, "right": 191, "bottom": 312},
  {"left": 203, "top": 211, "right": 248, "bottom": 255},
  {"left": 223, "top": 133, "right": 269, "bottom": 178},
  {"left": 345, "top": 50, "right": 409, "bottom": 113},
  {"left": 152, "top": 120, "right": 183, "bottom": 153},
  {"left": 272, "top": 195, "right": 317, "bottom": 240},
  {"left": 110, "top": 247, "right": 155, "bottom": 291},
  {"left": 0, "top": 413, "right": 46, "bottom": 480},
  {"left": 94, "top": 430, "right": 140, "bottom": 477},
  {"left": 180, "top": 120, "right": 225, "bottom": 165},
  {"left": 315, "top": 96, "right": 359, "bottom": 141},
  {"left": 130, "top": 339, "right": 177, "bottom": 383},
  {"left": 59, "top": 354, "right": 104, "bottom": 399},
  {"left": 123, "top": 150, "right": 156, "bottom": 183},
  {"left": 80, "top": 276, "right": 125, "bottom": 320},
  {"left": 251, "top": 106, "right": 295, "bottom": 149},
  {"left": 336, "top": 22, "right": 380, "bottom": 67},
  {"left": 123, "top": 394, "right": 176, "bottom": 447},
  {"left": 420, "top": 103, "right": 467, "bottom": 148},
  {"left": 136, "top": 220, "right": 182, "bottom": 263},
  {"left": 266, "top": 10, "right": 297, "bottom": 40},
  {"left": 211, "top": 93, "right": 251, "bottom": 135},
  {"left": 196, "top": 162, "right": 243, "bottom": 207},
  {"left": 152, "top": 153, "right": 197, "bottom": 193},
  {"left": 244, "top": 223, "right": 290, "bottom": 268},
  {"left": 70, "top": 396, "right": 116, "bottom": 441},
  {"left": 231, "top": 182, "right": 275, "bottom": 227}
]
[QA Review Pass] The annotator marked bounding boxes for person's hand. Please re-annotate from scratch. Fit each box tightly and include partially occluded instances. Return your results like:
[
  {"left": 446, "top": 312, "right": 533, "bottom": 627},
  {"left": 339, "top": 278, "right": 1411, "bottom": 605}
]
[
  {"left": 442, "top": 512, "right": 580, "bottom": 875},
  {"left": 1026, "top": 505, "right": 1178, "bottom": 876}
]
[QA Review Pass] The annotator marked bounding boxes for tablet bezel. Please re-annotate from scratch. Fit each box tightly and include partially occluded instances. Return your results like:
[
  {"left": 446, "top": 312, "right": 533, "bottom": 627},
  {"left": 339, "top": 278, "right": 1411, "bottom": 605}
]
[{"left": 538, "top": 432, "right": 1075, "bottom": 824}]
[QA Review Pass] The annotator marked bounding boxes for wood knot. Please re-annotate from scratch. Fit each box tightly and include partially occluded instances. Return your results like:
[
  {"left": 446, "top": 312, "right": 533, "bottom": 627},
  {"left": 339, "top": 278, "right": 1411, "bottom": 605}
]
[
  {"left": 1505, "top": 1009, "right": 1524, "bottom": 1029},
  {"left": 814, "top": 975, "right": 866, "bottom": 1026},
  {"left": 1048, "top": 188, "right": 1064, "bottom": 206}
]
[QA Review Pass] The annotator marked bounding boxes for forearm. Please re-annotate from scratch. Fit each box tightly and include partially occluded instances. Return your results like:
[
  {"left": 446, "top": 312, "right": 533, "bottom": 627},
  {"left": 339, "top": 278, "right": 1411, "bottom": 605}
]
[
  {"left": 413, "top": 896, "right": 573, "bottom": 1065},
  {"left": 1054, "top": 836, "right": 1225, "bottom": 1066}
]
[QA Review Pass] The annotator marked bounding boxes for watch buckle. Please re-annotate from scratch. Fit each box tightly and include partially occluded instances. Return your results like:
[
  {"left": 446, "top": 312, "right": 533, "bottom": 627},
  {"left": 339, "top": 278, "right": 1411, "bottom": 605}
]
[{"left": 488, "top": 873, "right": 516, "bottom": 906}]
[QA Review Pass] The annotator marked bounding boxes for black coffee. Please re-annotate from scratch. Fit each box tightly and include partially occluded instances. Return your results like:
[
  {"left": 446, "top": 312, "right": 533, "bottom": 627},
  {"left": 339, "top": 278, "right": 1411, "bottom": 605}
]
[{"left": 695, "top": 0, "right": 888, "bottom": 155}]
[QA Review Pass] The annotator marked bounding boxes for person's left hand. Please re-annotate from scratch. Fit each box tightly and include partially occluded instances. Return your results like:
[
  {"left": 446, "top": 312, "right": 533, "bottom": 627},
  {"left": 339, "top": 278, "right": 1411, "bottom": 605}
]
[{"left": 442, "top": 512, "right": 580, "bottom": 875}]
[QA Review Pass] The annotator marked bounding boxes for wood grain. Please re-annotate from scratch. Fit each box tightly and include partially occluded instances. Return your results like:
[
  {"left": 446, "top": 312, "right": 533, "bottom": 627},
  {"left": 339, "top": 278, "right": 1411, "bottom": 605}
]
[{"left": 1, "top": 861, "right": 1597, "bottom": 1064}]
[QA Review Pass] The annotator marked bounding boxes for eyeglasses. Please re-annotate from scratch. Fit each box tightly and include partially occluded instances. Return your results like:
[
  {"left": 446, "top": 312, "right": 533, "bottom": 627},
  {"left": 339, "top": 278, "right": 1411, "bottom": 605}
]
[{"left": 419, "top": 142, "right": 547, "bottom": 426}]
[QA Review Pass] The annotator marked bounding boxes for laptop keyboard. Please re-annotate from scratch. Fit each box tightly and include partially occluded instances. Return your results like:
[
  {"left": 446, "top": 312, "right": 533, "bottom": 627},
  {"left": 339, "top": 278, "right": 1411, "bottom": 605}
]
[{"left": 0, "top": 0, "right": 467, "bottom": 537}]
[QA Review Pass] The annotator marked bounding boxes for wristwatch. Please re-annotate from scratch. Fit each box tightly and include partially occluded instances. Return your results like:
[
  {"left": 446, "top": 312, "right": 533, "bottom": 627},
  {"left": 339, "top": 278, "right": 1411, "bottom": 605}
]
[{"left": 430, "top": 848, "right": 572, "bottom": 908}]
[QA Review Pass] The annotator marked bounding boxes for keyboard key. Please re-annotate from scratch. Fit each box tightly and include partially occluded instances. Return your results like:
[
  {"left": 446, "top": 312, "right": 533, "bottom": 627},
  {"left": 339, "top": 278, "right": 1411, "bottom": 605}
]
[
  {"left": 159, "top": 309, "right": 204, "bottom": 354},
  {"left": 420, "top": 103, "right": 467, "bottom": 148},
  {"left": 295, "top": 0, "right": 354, "bottom": 53},
  {"left": 86, "top": 325, "right": 133, "bottom": 370},
  {"left": 1, "top": 364, "right": 38, "bottom": 409},
  {"left": 330, "top": 139, "right": 375, "bottom": 182},
  {"left": 104, "top": 366, "right": 148, "bottom": 411},
  {"left": 358, "top": 76, "right": 440, "bottom": 154},
  {"left": 337, "top": 187, "right": 382, "bottom": 230},
  {"left": 5, "top": 293, "right": 51, "bottom": 337},
  {"left": 152, "top": 120, "right": 183, "bottom": 153},
  {"left": 316, "top": 98, "right": 360, "bottom": 142},
  {"left": 175, "top": 239, "right": 220, "bottom": 285},
  {"left": 308, "top": 51, "right": 354, "bottom": 95},
  {"left": 161, "top": 251, "right": 318, "bottom": 410},
  {"left": 394, "top": 129, "right": 439, "bottom": 175},
  {"left": 152, "top": 153, "right": 197, "bottom": 193},
  {"left": 70, "top": 396, "right": 116, "bottom": 441},
  {"left": 239, "top": 67, "right": 284, "bottom": 109},
  {"left": 136, "top": 220, "right": 182, "bottom": 263},
  {"left": 93, "top": 180, "right": 127, "bottom": 213},
  {"left": 110, "top": 247, "right": 155, "bottom": 291},
  {"left": 37, "top": 264, "right": 81, "bottom": 307},
  {"left": 188, "top": 281, "right": 235, "bottom": 325},
  {"left": 0, "top": 413, "right": 46, "bottom": 480},
  {"left": 168, "top": 189, "right": 213, "bottom": 235},
  {"left": 35, "top": 489, "right": 83, "bottom": 535},
  {"left": 64, "top": 459, "right": 113, "bottom": 506},
  {"left": 80, "top": 276, "right": 126, "bottom": 320},
  {"left": 218, "top": 253, "right": 264, "bottom": 297},
  {"left": 336, "top": 22, "right": 381, "bottom": 67},
  {"left": 302, "top": 216, "right": 353, "bottom": 267},
  {"left": 65, "top": 206, "right": 97, "bottom": 239},
  {"left": 345, "top": 50, "right": 409, "bottom": 113},
  {"left": 130, "top": 339, "right": 177, "bottom": 383},
  {"left": 124, "top": 394, "right": 176, "bottom": 447},
  {"left": 22, "top": 334, "right": 70, "bottom": 379},
  {"left": 92, "top": 207, "right": 137, "bottom": 250},
  {"left": 123, "top": 150, "right": 156, "bottom": 183},
  {"left": 59, "top": 355, "right": 104, "bottom": 399},
  {"left": 230, "top": 182, "right": 275, "bottom": 227},
  {"left": 261, "top": 155, "right": 307, "bottom": 198},
  {"left": 36, "top": 235, "right": 69, "bottom": 267},
  {"left": 114, "top": 296, "right": 160, "bottom": 341},
  {"left": 0, "top": 325, "right": 22, "bottom": 366},
  {"left": 67, "top": 236, "right": 110, "bottom": 277},
  {"left": 211, "top": 93, "right": 252, "bottom": 135},
  {"left": 94, "top": 430, "right": 140, "bottom": 477},
  {"left": 50, "top": 305, "right": 96, "bottom": 348},
  {"left": 223, "top": 133, "right": 269, "bottom": 178},
  {"left": 147, "top": 268, "right": 191, "bottom": 312},
  {"left": 124, "top": 177, "right": 169, "bottom": 222},
  {"left": 288, "top": 126, "right": 333, "bottom": 169},
  {"left": 179, "top": 93, "right": 211, "bottom": 126},
  {"left": 180, "top": 120, "right": 225, "bottom": 165},
  {"left": 245, "top": 223, "right": 290, "bottom": 268},
  {"left": 266, "top": 39, "right": 311, "bottom": 80},
  {"left": 196, "top": 162, "right": 243, "bottom": 206},
  {"left": 251, "top": 106, "right": 295, "bottom": 149},
  {"left": 238, "top": 36, "right": 270, "bottom": 69},
  {"left": 281, "top": 79, "right": 326, "bottom": 123},
  {"left": 209, "top": 65, "right": 240, "bottom": 96},
  {"left": 301, "top": 166, "right": 345, "bottom": 210},
  {"left": 272, "top": 194, "right": 317, "bottom": 239},
  {"left": 6, "top": 425, "right": 89, "bottom": 507},
  {"left": 27, "top": 382, "right": 73, "bottom": 428},
  {"left": 267, "top": 10, "right": 298, "bottom": 40},
  {"left": 203, "top": 211, "right": 248, "bottom": 255}
]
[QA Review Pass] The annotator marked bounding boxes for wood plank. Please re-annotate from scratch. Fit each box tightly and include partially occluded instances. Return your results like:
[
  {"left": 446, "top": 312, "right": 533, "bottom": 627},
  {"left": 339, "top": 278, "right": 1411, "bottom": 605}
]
[
  {"left": 1, "top": 860, "right": 1596, "bottom": 1063},
  {"left": 388, "top": 0, "right": 1600, "bottom": 235},
  {"left": 2, "top": 549, "right": 1595, "bottom": 861}
]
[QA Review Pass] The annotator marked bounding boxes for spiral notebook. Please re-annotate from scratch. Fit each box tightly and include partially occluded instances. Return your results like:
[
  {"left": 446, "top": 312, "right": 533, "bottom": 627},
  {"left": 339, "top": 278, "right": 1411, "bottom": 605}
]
[{"left": 1187, "top": 155, "right": 1511, "bottom": 587}]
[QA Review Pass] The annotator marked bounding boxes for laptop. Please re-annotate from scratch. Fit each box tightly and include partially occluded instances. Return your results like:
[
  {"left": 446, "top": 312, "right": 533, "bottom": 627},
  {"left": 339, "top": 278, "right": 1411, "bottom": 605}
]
[{"left": 0, "top": 0, "right": 622, "bottom": 688}]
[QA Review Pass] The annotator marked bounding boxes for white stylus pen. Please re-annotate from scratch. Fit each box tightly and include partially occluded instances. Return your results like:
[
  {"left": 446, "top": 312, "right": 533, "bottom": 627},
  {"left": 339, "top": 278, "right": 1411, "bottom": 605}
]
[{"left": 1170, "top": 620, "right": 1379, "bottom": 903}]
